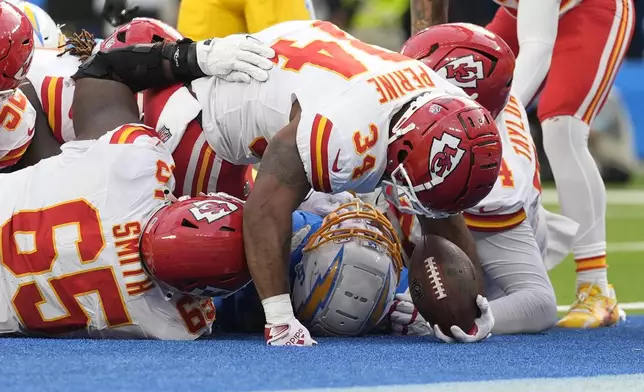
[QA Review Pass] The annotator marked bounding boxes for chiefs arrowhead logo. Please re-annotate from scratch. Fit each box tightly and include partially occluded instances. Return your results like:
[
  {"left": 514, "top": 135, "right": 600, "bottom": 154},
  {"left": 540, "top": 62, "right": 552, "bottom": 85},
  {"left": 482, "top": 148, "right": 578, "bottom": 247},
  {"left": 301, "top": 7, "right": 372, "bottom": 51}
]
[
  {"left": 189, "top": 199, "right": 238, "bottom": 223},
  {"left": 429, "top": 133, "right": 466, "bottom": 184},
  {"left": 437, "top": 55, "right": 485, "bottom": 89}
]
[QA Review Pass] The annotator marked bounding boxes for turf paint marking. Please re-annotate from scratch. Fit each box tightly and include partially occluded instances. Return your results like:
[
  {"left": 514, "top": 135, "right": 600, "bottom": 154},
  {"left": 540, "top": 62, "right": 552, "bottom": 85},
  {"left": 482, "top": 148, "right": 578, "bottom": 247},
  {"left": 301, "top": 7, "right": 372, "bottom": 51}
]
[
  {"left": 264, "top": 374, "right": 644, "bottom": 392},
  {"left": 542, "top": 189, "right": 644, "bottom": 205},
  {"left": 608, "top": 241, "right": 644, "bottom": 253}
]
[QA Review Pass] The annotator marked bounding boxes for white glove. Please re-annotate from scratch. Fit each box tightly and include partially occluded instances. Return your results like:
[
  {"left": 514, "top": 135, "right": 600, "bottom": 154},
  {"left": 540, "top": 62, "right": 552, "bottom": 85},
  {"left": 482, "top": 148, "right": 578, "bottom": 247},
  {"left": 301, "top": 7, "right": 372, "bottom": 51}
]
[
  {"left": 389, "top": 293, "right": 433, "bottom": 336},
  {"left": 265, "top": 317, "right": 318, "bottom": 346},
  {"left": 262, "top": 293, "right": 317, "bottom": 346},
  {"left": 196, "top": 35, "right": 275, "bottom": 83},
  {"left": 298, "top": 191, "right": 354, "bottom": 217},
  {"left": 291, "top": 224, "right": 312, "bottom": 254},
  {"left": 433, "top": 295, "right": 495, "bottom": 343}
]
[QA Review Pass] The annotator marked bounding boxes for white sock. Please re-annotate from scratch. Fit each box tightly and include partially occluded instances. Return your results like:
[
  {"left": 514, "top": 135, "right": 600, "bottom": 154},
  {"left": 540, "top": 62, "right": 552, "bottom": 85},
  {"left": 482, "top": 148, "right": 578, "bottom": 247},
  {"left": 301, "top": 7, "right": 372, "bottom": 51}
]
[{"left": 541, "top": 115, "right": 609, "bottom": 295}]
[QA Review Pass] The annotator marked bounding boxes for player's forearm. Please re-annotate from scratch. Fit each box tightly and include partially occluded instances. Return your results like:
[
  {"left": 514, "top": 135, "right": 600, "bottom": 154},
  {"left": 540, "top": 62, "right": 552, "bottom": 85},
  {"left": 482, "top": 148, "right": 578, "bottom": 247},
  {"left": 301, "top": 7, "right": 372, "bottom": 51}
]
[
  {"left": 419, "top": 214, "right": 485, "bottom": 294},
  {"left": 513, "top": 0, "right": 559, "bottom": 104},
  {"left": 72, "top": 40, "right": 205, "bottom": 93},
  {"left": 243, "top": 193, "right": 292, "bottom": 300},
  {"left": 243, "top": 124, "right": 311, "bottom": 301},
  {"left": 410, "top": 0, "right": 449, "bottom": 35}
]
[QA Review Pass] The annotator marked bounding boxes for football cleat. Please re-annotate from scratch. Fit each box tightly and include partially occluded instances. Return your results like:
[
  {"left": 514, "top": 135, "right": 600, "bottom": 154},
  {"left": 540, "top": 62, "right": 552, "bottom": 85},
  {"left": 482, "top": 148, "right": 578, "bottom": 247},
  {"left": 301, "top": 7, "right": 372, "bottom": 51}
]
[{"left": 556, "top": 283, "right": 620, "bottom": 328}]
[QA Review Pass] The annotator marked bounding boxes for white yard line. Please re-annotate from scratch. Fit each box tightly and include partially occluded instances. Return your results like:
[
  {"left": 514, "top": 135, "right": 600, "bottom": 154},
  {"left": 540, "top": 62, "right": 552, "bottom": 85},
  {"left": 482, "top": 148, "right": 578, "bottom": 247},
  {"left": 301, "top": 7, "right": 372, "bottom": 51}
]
[
  {"left": 541, "top": 188, "right": 644, "bottom": 205},
  {"left": 264, "top": 374, "right": 644, "bottom": 392},
  {"left": 607, "top": 241, "right": 644, "bottom": 252}
]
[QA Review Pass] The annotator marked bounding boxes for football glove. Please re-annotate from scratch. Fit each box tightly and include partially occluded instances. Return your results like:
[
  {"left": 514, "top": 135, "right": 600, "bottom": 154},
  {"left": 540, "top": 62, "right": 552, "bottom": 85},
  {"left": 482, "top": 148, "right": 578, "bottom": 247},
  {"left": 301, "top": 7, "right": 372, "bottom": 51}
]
[
  {"left": 262, "top": 293, "right": 317, "bottom": 346},
  {"left": 389, "top": 292, "right": 432, "bottom": 336},
  {"left": 433, "top": 295, "right": 495, "bottom": 343},
  {"left": 195, "top": 35, "right": 275, "bottom": 83},
  {"left": 265, "top": 317, "right": 318, "bottom": 346}
]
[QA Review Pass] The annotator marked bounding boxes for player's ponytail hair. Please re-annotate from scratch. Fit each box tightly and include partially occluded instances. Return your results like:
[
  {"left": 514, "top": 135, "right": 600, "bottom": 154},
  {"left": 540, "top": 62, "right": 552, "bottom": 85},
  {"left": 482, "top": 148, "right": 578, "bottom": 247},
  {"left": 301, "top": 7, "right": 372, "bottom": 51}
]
[{"left": 58, "top": 30, "right": 96, "bottom": 61}]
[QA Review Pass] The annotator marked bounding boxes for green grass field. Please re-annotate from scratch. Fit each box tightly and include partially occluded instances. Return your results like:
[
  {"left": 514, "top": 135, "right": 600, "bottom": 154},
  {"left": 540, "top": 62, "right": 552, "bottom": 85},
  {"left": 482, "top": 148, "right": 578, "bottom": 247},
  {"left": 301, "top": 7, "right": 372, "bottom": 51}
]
[{"left": 544, "top": 178, "right": 644, "bottom": 315}]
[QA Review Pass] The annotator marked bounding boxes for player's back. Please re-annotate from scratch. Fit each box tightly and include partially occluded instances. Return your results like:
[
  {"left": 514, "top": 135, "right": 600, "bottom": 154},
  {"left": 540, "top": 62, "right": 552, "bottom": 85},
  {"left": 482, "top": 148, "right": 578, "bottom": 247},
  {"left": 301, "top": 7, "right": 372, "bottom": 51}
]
[
  {"left": 192, "top": 20, "right": 467, "bottom": 168},
  {"left": 0, "top": 125, "right": 214, "bottom": 339}
]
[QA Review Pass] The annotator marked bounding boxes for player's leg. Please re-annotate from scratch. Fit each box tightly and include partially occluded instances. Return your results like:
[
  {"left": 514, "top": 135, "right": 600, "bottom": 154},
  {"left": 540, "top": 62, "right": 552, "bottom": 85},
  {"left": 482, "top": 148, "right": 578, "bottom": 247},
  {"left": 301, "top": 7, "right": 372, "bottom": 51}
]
[
  {"left": 538, "top": 0, "right": 634, "bottom": 328},
  {"left": 177, "top": 0, "right": 247, "bottom": 39},
  {"left": 485, "top": 7, "right": 519, "bottom": 56},
  {"left": 472, "top": 221, "right": 558, "bottom": 335},
  {"left": 244, "top": 0, "right": 315, "bottom": 34}
]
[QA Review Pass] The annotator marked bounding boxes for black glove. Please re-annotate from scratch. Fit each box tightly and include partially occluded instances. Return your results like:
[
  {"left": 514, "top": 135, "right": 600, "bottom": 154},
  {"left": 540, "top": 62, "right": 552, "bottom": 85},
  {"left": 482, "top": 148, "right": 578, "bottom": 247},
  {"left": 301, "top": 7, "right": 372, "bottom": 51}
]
[{"left": 101, "top": 0, "right": 140, "bottom": 27}]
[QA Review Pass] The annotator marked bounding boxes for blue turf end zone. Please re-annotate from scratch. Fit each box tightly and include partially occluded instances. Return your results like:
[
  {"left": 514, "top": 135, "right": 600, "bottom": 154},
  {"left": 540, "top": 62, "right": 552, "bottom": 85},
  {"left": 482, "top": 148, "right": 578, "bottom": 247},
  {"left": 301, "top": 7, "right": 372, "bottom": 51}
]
[{"left": 1, "top": 316, "right": 643, "bottom": 392}]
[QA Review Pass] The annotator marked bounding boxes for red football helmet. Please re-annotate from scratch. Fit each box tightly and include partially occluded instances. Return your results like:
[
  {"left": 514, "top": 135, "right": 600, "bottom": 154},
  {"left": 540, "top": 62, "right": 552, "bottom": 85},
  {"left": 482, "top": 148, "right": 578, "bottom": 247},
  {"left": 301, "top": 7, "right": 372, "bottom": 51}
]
[
  {"left": 401, "top": 23, "right": 515, "bottom": 119},
  {"left": 384, "top": 93, "right": 502, "bottom": 215},
  {"left": 100, "top": 17, "right": 183, "bottom": 51},
  {"left": 140, "top": 193, "right": 251, "bottom": 297},
  {"left": 0, "top": 2, "right": 34, "bottom": 94}
]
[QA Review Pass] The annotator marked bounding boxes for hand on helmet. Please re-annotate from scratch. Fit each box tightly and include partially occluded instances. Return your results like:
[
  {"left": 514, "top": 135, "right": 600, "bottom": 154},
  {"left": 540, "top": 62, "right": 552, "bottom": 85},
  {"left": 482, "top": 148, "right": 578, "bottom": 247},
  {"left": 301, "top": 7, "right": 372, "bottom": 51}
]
[
  {"left": 196, "top": 35, "right": 275, "bottom": 83},
  {"left": 389, "top": 292, "right": 433, "bottom": 336},
  {"left": 433, "top": 295, "right": 494, "bottom": 343},
  {"left": 298, "top": 191, "right": 354, "bottom": 217}
]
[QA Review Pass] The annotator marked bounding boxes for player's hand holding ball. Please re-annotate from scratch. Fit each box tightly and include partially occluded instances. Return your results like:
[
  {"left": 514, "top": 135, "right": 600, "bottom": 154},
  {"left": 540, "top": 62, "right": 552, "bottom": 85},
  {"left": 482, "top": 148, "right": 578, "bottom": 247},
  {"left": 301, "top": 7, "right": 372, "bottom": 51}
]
[
  {"left": 389, "top": 291, "right": 433, "bottom": 336},
  {"left": 407, "top": 235, "right": 494, "bottom": 343},
  {"left": 196, "top": 35, "right": 276, "bottom": 83}
]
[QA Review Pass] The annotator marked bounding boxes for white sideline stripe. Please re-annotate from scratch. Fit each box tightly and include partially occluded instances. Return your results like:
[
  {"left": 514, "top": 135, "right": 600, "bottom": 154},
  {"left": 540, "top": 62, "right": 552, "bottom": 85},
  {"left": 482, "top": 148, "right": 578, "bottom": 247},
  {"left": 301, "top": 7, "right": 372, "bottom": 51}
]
[
  {"left": 557, "top": 302, "right": 644, "bottom": 312},
  {"left": 541, "top": 188, "right": 644, "bottom": 205},
  {"left": 264, "top": 374, "right": 644, "bottom": 392},
  {"left": 608, "top": 241, "right": 644, "bottom": 252}
]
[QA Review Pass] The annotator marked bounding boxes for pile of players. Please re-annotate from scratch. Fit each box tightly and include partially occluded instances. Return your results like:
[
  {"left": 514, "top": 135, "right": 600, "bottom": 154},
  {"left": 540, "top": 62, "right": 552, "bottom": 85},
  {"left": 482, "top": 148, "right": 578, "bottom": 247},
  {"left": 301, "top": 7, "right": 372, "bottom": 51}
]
[{"left": 0, "top": 0, "right": 629, "bottom": 344}]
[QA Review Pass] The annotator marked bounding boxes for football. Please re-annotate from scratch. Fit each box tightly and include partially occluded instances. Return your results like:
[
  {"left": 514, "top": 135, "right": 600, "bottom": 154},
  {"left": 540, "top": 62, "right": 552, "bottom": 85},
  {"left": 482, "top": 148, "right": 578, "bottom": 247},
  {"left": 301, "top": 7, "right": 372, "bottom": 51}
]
[{"left": 408, "top": 234, "right": 479, "bottom": 338}]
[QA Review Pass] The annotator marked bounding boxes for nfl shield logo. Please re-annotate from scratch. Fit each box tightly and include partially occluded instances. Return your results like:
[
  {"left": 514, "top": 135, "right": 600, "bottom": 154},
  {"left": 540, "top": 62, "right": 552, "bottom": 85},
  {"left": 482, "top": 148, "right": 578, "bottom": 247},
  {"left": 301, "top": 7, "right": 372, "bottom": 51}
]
[{"left": 157, "top": 126, "right": 172, "bottom": 143}]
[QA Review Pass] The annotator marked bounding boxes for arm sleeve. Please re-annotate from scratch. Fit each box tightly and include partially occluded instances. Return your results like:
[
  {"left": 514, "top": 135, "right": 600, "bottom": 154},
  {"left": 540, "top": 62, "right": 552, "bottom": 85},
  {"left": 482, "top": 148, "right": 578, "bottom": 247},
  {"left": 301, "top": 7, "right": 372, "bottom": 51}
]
[
  {"left": 73, "top": 40, "right": 204, "bottom": 93},
  {"left": 472, "top": 220, "right": 558, "bottom": 335},
  {"left": 513, "top": 0, "right": 560, "bottom": 105}
]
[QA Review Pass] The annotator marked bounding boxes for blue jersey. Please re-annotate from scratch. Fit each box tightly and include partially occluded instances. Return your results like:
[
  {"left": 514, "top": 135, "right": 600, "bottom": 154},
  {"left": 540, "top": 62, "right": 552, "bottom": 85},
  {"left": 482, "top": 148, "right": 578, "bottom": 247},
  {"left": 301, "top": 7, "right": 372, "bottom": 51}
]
[{"left": 212, "top": 211, "right": 324, "bottom": 332}]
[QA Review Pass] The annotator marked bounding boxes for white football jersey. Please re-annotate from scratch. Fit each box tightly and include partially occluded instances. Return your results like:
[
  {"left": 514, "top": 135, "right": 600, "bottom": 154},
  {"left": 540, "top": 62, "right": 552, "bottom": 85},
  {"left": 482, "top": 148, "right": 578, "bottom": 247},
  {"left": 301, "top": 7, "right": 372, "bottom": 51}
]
[
  {"left": 463, "top": 94, "right": 542, "bottom": 234},
  {"left": 0, "top": 124, "right": 215, "bottom": 340},
  {"left": 27, "top": 48, "right": 80, "bottom": 144},
  {"left": 190, "top": 20, "right": 468, "bottom": 194},
  {"left": 143, "top": 84, "right": 249, "bottom": 198},
  {"left": 493, "top": 0, "right": 582, "bottom": 16},
  {"left": 27, "top": 48, "right": 144, "bottom": 145},
  {"left": 0, "top": 90, "right": 37, "bottom": 169}
]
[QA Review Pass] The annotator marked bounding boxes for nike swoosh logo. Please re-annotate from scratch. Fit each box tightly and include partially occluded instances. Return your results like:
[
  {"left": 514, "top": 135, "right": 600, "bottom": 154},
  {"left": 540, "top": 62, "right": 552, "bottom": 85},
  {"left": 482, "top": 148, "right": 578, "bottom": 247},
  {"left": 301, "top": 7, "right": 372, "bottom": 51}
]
[
  {"left": 27, "top": 127, "right": 34, "bottom": 137},
  {"left": 331, "top": 150, "right": 341, "bottom": 172},
  {"left": 478, "top": 206, "right": 502, "bottom": 214}
]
